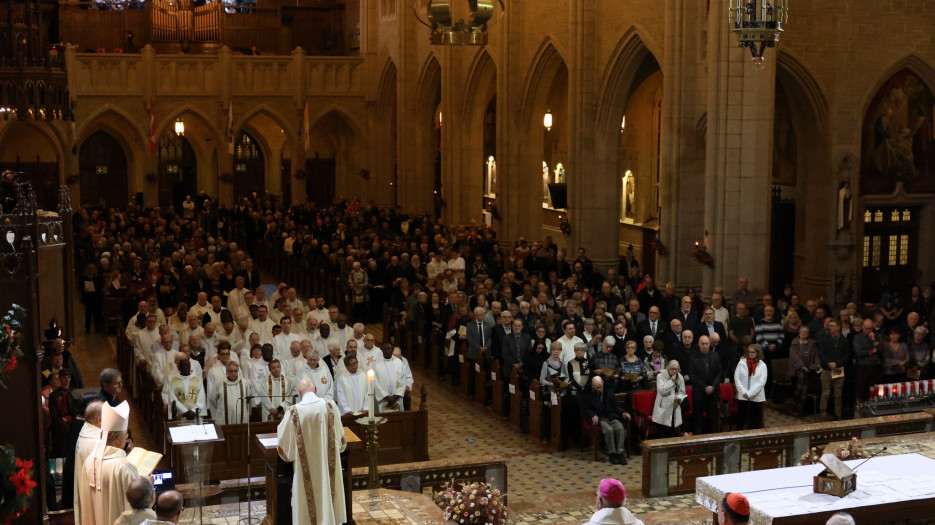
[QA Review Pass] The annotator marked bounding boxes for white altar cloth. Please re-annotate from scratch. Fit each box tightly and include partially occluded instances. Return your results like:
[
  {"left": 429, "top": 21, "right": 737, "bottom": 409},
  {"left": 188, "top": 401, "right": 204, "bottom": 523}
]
[{"left": 695, "top": 453, "right": 935, "bottom": 524}]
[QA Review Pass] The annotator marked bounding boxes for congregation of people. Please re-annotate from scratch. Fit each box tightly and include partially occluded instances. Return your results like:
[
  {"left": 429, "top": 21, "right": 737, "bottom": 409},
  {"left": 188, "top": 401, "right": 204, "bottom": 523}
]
[{"left": 46, "top": 194, "right": 935, "bottom": 525}]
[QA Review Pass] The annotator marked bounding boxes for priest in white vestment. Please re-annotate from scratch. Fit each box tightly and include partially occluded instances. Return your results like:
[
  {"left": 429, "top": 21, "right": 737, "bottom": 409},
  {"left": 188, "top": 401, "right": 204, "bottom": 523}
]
[
  {"left": 134, "top": 315, "right": 160, "bottom": 366},
  {"left": 205, "top": 344, "right": 236, "bottom": 417},
  {"left": 272, "top": 317, "right": 306, "bottom": 359},
  {"left": 295, "top": 351, "right": 334, "bottom": 400},
  {"left": 356, "top": 334, "right": 381, "bottom": 372},
  {"left": 79, "top": 401, "right": 138, "bottom": 525},
  {"left": 373, "top": 344, "right": 407, "bottom": 412},
  {"left": 249, "top": 306, "right": 276, "bottom": 344},
  {"left": 73, "top": 401, "right": 102, "bottom": 525},
  {"left": 393, "top": 347, "right": 415, "bottom": 393},
  {"left": 277, "top": 378, "right": 347, "bottom": 525},
  {"left": 166, "top": 359, "right": 206, "bottom": 420},
  {"left": 213, "top": 362, "right": 252, "bottom": 425},
  {"left": 335, "top": 355, "right": 367, "bottom": 415},
  {"left": 259, "top": 360, "right": 293, "bottom": 421}
]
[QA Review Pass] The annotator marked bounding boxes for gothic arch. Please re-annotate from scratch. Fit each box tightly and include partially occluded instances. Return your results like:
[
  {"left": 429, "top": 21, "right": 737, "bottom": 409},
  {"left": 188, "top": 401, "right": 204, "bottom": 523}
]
[
  {"left": 157, "top": 104, "right": 224, "bottom": 146},
  {"left": 76, "top": 107, "right": 142, "bottom": 173},
  {"left": 235, "top": 104, "right": 298, "bottom": 144},
  {"left": 776, "top": 51, "right": 829, "bottom": 126},
  {"left": 307, "top": 104, "right": 367, "bottom": 143},
  {"left": 460, "top": 49, "right": 496, "bottom": 118},
  {"left": 0, "top": 119, "right": 67, "bottom": 161},
  {"left": 595, "top": 28, "right": 661, "bottom": 138},
  {"left": 520, "top": 38, "right": 568, "bottom": 126},
  {"left": 376, "top": 58, "right": 398, "bottom": 110},
  {"left": 415, "top": 53, "right": 441, "bottom": 113},
  {"left": 859, "top": 55, "right": 935, "bottom": 118}
]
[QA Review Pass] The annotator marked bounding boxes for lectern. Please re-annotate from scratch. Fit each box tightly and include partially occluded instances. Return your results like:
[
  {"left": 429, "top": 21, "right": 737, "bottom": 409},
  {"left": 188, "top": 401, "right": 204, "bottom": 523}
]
[
  {"left": 167, "top": 421, "right": 225, "bottom": 524},
  {"left": 255, "top": 427, "right": 361, "bottom": 524}
]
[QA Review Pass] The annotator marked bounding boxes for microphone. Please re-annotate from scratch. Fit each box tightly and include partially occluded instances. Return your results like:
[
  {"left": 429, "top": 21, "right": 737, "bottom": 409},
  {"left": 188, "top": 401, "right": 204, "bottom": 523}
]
[
  {"left": 851, "top": 446, "right": 887, "bottom": 472},
  {"left": 195, "top": 407, "right": 201, "bottom": 425}
]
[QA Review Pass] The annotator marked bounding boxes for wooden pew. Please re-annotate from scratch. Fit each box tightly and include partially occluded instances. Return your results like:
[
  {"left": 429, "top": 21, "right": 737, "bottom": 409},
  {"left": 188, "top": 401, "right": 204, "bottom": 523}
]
[
  {"left": 528, "top": 379, "right": 542, "bottom": 440},
  {"left": 549, "top": 390, "right": 562, "bottom": 450},
  {"left": 490, "top": 359, "right": 503, "bottom": 417},
  {"left": 509, "top": 369, "right": 522, "bottom": 430},
  {"left": 459, "top": 343, "right": 471, "bottom": 396},
  {"left": 474, "top": 347, "right": 488, "bottom": 406},
  {"left": 428, "top": 327, "right": 440, "bottom": 374},
  {"left": 341, "top": 407, "right": 429, "bottom": 468}
]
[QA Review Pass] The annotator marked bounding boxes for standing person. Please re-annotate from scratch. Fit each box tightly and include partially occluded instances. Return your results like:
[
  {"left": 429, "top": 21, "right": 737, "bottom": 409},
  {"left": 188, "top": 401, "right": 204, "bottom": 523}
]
[
  {"left": 852, "top": 319, "right": 882, "bottom": 405},
  {"left": 734, "top": 345, "right": 767, "bottom": 430},
  {"left": 717, "top": 493, "right": 750, "bottom": 525},
  {"left": 582, "top": 478, "right": 645, "bottom": 525},
  {"left": 652, "top": 360, "right": 687, "bottom": 438},
  {"left": 72, "top": 401, "right": 103, "bottom": 524},
  {"left": 276, "top": 377, "right": 347, "bottom": 525},
  {"left": 689, "top": 335, "right": 722, "bottom": 435},
  {"left": 817, "top": 319, "right": 850, "bottom": 421},
  {"left": 789, "top": 327, "right": 819, "bottom": 414},
  {"left": 581, "top": 377, "right": 631, "bottom": 465},
  {"left": 79, "top": 401, "right": 137, "bottom": 525}
]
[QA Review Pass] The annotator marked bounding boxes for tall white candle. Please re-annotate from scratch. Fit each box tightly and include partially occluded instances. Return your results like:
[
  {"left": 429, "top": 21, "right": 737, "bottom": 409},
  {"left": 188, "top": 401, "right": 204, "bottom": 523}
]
[{"left": 367, "top": 369, "right": 375, "bottom": 421}]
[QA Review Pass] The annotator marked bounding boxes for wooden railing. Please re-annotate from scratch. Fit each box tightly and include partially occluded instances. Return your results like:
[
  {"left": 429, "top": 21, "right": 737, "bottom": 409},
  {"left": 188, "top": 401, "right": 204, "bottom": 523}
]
[{"left": 640, "top": 411, "right": 935, "bottom": 498}]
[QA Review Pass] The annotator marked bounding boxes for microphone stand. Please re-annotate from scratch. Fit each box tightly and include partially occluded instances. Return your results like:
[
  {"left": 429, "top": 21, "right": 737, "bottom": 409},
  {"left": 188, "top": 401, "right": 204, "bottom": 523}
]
[{"left": 237, "top": 392, "right": 289, "bottom": 525}]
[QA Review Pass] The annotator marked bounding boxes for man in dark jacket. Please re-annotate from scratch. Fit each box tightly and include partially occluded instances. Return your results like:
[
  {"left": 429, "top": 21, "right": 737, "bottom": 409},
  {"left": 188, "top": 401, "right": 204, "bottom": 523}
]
[
  {"left": 817, "top": 319, "right": 850, "bottom": 421},
  {"left": 580, "top": 376, "right": 630, "bottom": 465},
  {"left": 689, "top": 335, "right": 722, "bottom": 435}
]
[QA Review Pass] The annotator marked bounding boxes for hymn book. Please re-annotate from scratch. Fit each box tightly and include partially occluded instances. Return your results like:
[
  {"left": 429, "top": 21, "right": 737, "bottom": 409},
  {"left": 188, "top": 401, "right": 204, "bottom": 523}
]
[{"left": 126, "top": 447, "right": 163, "bottom": 477}]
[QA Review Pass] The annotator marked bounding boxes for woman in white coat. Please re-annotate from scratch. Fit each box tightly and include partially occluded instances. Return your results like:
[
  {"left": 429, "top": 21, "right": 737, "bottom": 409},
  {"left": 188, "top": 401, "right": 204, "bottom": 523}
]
[
  {"left": 734, "top": 344, "right": 767, "bottom": 429},
  {"left": 652, "top": 360, "right": 687, "bottom": 438}
]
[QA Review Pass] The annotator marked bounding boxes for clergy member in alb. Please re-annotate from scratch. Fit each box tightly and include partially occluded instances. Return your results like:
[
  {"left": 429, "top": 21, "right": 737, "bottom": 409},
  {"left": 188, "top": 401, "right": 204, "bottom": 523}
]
[
  {"left": 335, "top": 354, "right": 367, "bottom": 415},
  {"left": 166, "top": 359, "right": 206, "bottom": 420},
  {"left": 72, "top": 400, "right": 102, "bottom": 525},
  {"left": 277, "top": 377, "right": 347, "bottom": 525},
  {"left": 79, "top": 400, "right": 138, "bottom": 525},
  {"left": 373, "top": 343, "right": 407, "bottom": 412},
  {"left": 213, "top": 362, "right": 252, "bottom": 424},
  {"left": 260, "top": 359, "right": 292, "bottom": 421}
]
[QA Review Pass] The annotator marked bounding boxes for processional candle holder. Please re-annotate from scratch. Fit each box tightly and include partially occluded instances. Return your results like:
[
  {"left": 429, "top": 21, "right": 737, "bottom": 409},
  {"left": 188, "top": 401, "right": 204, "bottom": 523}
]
[{"left": 355, "top": 415, "right": 387, "bottom": 489}]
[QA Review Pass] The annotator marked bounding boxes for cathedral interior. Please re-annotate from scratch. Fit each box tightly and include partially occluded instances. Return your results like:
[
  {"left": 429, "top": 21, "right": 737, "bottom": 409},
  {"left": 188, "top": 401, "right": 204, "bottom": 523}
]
[{"left": 2, "top": 0, "right": 935, "bottom": 523}]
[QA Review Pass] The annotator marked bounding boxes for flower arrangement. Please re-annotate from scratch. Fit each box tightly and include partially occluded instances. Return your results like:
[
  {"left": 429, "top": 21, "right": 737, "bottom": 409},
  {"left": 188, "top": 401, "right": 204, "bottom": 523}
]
[
  {"left": 650, "top": 237, "right": 668, "bottom": 257},
  {"left": 0, "top": 304, "right": 26, "bottom": 389},
  {"left": 799, "top": 437, "right": 866, "bottom": 465},
  {"left": 689, "top": 243, "right": 714, "bottom": 268},
  {"left": 0, "top": 443, "right": 37, "bottom": 523},
  {"left": 434, "top": 479, "right": 507, "bottom": 525}
]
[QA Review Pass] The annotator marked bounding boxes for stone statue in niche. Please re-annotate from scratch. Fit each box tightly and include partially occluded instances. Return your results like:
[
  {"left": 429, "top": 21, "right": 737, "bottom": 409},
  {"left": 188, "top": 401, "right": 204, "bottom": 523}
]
[{"left": 836, "top": 180, "right": 852, "bottom": 231}]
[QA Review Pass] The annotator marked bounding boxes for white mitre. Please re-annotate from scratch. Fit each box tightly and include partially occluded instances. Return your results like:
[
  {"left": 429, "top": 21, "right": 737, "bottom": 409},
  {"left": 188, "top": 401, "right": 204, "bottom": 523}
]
[{"left": 87, "top": 401, "right": 130, "bottom": 490}]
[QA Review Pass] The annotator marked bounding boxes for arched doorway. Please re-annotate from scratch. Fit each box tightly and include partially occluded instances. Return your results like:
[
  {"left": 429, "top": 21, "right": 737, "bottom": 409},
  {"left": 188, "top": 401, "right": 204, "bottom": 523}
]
[
  {"left": 0, "top": 122, "right": 61, "bottom": 210},
  {"left": 233, "top": 130, "right": 265, "bottom": 203},
  {"left": 157, "top": 131, "right": 197, "bottom": 209},
  {"left": 79, "top": 130, "right": 128, "bottom": 208},
  {"left": 306, "top": 110, "right": 362, "bottom": 205}
]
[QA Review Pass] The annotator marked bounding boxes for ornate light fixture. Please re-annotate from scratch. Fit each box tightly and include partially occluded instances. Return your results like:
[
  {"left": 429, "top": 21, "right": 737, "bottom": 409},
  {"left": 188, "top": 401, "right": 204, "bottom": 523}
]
[
  {"left": 729, "top": 0, "right": 788, "bottom": 64},
  {"left": 543, "top": 109, "right": 552, "bottom": 131},
  {"left": 174, "top": 118, "right": 185, "bottom": 136},
  {"left": 414, "top": 0, "right": 504, "bottom": 46}
]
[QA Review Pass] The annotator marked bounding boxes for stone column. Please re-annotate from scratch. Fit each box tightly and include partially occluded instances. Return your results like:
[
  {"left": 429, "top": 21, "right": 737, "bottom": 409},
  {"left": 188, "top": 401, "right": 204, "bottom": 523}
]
[
  {"left": 703, "top": 0, "right": 776, "bottom": 296},
  {"left": 567, "top": 0, "right": 619, "bottom": 271}
]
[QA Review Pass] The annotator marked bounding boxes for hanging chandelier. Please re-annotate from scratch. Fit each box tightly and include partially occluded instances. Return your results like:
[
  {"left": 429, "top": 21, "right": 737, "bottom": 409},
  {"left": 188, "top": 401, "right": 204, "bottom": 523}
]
[
  {"left": 729, "top": 0, "right": 788, "bottom": 64},
  {"left": 414, "top": 0, "right": 504, "bottom": 46}
]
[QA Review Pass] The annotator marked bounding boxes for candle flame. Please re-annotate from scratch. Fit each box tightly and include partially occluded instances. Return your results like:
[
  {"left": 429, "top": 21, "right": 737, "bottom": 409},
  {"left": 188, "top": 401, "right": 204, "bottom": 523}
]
[{"left": 367, "top": 369, "right": 375, "bottom": 379}]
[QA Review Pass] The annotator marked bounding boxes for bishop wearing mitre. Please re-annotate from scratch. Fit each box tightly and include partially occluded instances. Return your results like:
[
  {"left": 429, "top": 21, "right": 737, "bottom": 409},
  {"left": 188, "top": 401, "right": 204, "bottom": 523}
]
[
  {"left": 373, "top": 343, "right": 407, "bottom": 412},
  {"left": 277, "top": 377, "right": 346, "bottom": 525},
  {"left": 166, "top": 359, "right": 206, "bottom": 420},
  {"left": 78, "top": 400, "right": 138, "bottom": 525}
]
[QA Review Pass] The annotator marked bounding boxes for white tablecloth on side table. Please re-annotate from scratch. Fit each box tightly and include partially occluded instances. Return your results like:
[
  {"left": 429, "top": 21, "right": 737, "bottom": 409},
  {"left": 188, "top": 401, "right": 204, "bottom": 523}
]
[{"left": 695, "top": 453, "right": 935, "bottom": 525}]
